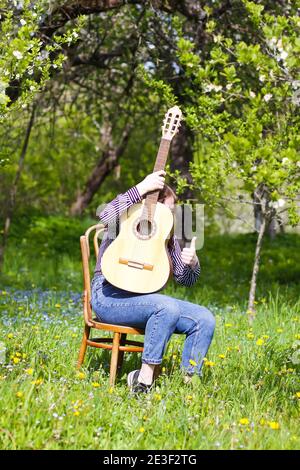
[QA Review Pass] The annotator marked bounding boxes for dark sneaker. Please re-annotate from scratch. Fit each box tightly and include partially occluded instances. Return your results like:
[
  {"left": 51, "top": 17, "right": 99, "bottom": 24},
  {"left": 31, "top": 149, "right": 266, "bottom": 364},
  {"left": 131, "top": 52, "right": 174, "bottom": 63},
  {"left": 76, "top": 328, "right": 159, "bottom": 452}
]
[{"left": 127, "top": 369, "right": 152, "bottom": 394}]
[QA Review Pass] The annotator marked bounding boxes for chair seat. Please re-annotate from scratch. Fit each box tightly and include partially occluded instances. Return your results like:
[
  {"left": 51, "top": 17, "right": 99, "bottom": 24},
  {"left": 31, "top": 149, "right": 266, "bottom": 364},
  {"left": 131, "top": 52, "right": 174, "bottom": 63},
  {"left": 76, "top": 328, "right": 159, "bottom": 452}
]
[{"left": 91, "top": 317, "right": 145, "bottom": 335}]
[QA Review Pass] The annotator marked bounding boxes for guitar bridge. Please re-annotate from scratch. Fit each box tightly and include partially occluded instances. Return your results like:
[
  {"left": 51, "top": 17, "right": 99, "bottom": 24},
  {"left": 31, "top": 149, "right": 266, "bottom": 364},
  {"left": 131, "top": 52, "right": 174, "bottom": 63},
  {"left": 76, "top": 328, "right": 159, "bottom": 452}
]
[{"left": 119, "top": 257, "right": 153, "bottom": 271}]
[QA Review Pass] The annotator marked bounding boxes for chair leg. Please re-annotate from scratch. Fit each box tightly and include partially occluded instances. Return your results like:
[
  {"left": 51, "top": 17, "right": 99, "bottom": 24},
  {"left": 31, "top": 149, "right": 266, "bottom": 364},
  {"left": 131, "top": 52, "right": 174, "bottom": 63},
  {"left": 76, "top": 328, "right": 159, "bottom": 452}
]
[
  {"left": 109, "top": 332, "right": 121, "bottom": 387},
  {"left": 117, "top": 333, "right": 127, "bottom": 376},
  {"left": 77, "top": 325, "right": 90, "bottom": 369}
]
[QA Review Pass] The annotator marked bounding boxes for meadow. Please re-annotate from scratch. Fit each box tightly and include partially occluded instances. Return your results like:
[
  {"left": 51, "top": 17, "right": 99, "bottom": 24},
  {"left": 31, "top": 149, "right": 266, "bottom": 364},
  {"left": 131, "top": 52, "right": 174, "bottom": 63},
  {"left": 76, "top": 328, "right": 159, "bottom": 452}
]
[{"left": 0, "top": 217, "right": 299, "bottom": 450}]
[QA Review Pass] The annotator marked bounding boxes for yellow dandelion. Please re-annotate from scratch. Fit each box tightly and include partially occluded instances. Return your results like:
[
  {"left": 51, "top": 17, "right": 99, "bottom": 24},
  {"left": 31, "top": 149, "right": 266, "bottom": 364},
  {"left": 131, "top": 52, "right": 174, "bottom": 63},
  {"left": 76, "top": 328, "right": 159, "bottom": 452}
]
[
  {"left": 295, "top": 392, "right": 300, "bottom": 398},
  {"left": 295, "top": 334, "right": 300, "bottom": 340},
  {"left": 13, "top": 357, "right": 20, "bottom": 364},
  {"left": 218, "top": 354, "right": 225, "bottom": 359},
  {"left": 92, "top": 382, "right": 100, "bottom": 388},
  {"left": 25, "top": 368, "right": 34, "bottom": 375},
  {"left": 7, "top": 333, "right": 13, "bottom": 339},
  {"left": 189, "top": 359, "right": 197, "bottom": 367},
  {"left": 172, "top": 354, "right": 177, "bottom": 359},
  {"left": 225, "top": 323, "right": 233, "bottom": 328},
  {"left": 186, "top": 395, "right": 193, "bottom": 400},
  {"left": 239, "top": 418, "right": 249, "bottom": 425},
  {"left": 139, "top": 427, "right": 145, "bottom": 433},
  {"left": 204, "top": 361, "right": 215, "bottom": 367},
  {"left": 55, "top": 335, "right": 60, "bottom": 339},
  {"left": 73, "top": 411, "right": 80, "bottom": 417},
  {"left": 16, "top": 391, "right": 23, "bottom": 398},
  {"left": 262, "top": 335, "right": 269, "bottom": 339},
  {"left": 71, "top": 333, "right": 78, "bottom": 338},
  {"left": 268, "top": 421, "right": 280, "bottom": 430},
  {"left": 247, "top": 333, "right": 254, "bottom": 339},
  {"left": 154, "top": 394, "right": 161, "bottom": 401},
  {"left": 256, "top": 338, "right": 265, "bottom": 346},
  {"left": 55, "top": 303, "right": 61, "bottom": 308},
  {"left": 276, "top": 328, "right": 283, "bottom": 333},
  {"left": 77, "top": 372, "right": 86, "bottom": 380},
  {"left": 22, "top": 353, "right": 27, "bottom": 359},
  {"left": 109, "top": 387, "right": 114, "bottom": 394},
  {"left": 162, "top": 367, "right": 166, "bottom": 373},
  {"left": 260, "top": 418, "right": 266, "bottom": 425},
  {"left": 15, "top": 352, "right": 22, "bottom": 357},
  {"left": 31, "top": 378, "right": 43, "bottom": 386}
]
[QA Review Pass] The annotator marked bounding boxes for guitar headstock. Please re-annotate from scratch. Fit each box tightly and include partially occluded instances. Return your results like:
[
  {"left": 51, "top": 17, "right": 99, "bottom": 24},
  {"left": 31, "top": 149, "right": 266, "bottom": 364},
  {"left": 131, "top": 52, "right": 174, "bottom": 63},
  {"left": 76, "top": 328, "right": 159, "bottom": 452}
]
[{"left": 161, "top": 106, "right": 182, "bottom": 141}]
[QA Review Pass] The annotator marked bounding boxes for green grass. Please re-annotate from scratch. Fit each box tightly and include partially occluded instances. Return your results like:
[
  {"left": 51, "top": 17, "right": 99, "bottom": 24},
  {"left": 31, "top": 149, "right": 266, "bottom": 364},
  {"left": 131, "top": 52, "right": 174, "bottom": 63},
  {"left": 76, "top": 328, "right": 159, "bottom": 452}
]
[
  {"left": 0, "top": 288, "right": 299, "bottom": 450},
  {"left": 0, "top": 221, "right": 299, "bottom": 449}
]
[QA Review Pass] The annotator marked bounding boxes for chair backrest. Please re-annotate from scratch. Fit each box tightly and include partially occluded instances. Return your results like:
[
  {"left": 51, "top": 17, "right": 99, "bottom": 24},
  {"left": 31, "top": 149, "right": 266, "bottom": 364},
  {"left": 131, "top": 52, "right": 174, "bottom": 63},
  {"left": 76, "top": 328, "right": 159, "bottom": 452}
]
[{"left": 80, "top": 224, "right": 105, "bottom": 325}]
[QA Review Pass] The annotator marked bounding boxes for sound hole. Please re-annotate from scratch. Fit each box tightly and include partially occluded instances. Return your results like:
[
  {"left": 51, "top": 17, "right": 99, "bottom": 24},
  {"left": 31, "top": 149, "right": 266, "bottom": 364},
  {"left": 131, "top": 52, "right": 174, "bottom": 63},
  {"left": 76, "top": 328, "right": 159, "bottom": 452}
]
[{"left": 133, "top": 218, "right": 156, "bottom": 240}]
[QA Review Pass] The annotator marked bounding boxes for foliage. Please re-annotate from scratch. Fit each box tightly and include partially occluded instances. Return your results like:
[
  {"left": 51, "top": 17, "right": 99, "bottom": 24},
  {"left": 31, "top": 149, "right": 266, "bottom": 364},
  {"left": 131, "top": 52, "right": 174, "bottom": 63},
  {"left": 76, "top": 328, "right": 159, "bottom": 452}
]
[
  {"left": 143, "top": 1, "right": 300, "bottom": 226},
  {"left": 0, "top": 0, "right": 84, "bottom": 126}
]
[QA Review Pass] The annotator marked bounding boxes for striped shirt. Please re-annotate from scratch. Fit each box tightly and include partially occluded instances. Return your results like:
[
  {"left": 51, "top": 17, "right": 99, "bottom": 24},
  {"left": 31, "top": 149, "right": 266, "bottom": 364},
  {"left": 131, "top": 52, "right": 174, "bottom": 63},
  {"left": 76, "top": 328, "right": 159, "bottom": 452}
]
[{"left": 94, "top": 186, "right": 201, "bottom": 287}]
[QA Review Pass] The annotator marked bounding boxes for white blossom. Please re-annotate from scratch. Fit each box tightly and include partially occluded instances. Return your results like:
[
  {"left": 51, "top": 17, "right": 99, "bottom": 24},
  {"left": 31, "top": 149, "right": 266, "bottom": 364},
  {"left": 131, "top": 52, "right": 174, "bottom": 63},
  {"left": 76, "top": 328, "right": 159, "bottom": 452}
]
[
  {"left": 259, "top": 75, "right": 266, "bottom": 82},
  {"left": 13, "top": 50, "right": 23, "bottom": 60},
  {"left": 203, "top": 83, "right": 222, "bottom": 92},
  {"left": 280, "top": 50, "right": 288, "bottom": 60},
  {"left": 20, "top": 19, "right": 26, "bottom": 26},
  {"left": 270, "top": 199, "right": 285, "bottom": 209},
  {"left": 249, "top": 91, "right": 256, "bottom": 98},
  {"left": 263, "top": 93, "right": 273, "bottom": 102},
  {"left": 282, "top": 158, "right": 290, "bottom": 165}
]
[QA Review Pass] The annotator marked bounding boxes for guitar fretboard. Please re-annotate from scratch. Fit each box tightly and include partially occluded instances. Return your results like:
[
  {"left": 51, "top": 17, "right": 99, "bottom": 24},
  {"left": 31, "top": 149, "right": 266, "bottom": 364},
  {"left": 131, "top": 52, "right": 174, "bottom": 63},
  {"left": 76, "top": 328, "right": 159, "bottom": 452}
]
[{"left": 141, "top": 138, "right": 171, "bottom": 223}]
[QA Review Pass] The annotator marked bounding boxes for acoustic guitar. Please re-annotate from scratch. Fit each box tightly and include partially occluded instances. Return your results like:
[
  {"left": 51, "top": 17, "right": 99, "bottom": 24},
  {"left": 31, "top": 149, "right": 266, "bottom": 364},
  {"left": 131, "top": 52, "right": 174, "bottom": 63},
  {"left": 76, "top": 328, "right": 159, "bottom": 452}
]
[{"left": 101, "top": 106, "right": 182, "bottom": 293}]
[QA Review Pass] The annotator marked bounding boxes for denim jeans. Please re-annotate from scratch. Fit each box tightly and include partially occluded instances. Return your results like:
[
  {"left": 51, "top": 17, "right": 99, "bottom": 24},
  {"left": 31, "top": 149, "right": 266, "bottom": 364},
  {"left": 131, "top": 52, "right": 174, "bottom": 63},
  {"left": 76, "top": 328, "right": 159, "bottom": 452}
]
[{"left": 91, "top": 275, "right": 216, "bottom": 376}]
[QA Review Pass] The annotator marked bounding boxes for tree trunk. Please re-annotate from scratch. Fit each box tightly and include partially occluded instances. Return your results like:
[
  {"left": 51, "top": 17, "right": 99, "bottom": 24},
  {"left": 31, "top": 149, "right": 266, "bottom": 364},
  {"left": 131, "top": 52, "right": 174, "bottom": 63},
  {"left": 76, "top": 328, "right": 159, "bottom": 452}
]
[
  {"left": 247, "top": 216, "right": 266, "bottom": 324},
  {"left": 69, "top": 125, "right": 131, "bottom": 216},
  {"left": 253, "top": 186, "right": 278, "bottom": 239},
  {"left": 0, "top": 104, "right": 36, "bottom": 271}
]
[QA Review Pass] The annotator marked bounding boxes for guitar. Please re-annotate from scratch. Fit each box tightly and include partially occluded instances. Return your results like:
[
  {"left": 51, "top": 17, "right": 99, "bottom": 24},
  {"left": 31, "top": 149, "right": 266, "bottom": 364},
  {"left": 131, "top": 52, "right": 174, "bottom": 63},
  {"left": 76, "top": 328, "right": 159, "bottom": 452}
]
[{"left": 101, "top": 106, "right": 182, "bottom": 293}]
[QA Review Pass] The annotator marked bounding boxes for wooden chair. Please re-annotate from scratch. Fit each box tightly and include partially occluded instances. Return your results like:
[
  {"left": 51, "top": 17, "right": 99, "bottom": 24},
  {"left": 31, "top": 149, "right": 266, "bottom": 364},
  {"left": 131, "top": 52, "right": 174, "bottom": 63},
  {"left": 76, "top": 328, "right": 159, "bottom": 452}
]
[{"left": 77, "top": 223, "right": 144, "bottom": 386}]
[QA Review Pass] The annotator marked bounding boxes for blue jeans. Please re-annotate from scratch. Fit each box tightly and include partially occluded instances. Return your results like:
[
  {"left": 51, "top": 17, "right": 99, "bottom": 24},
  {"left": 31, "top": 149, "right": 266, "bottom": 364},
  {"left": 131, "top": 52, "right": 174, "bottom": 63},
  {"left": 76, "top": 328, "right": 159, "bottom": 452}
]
[{"left": 91, "top": 275, "right": 216, "bottom": 376}]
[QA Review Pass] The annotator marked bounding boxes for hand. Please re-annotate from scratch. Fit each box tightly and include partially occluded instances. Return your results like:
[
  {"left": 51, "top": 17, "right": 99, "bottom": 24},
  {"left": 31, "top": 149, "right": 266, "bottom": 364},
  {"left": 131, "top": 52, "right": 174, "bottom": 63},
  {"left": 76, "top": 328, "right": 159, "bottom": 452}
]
[
  {"left": 181, "top": 237, "right": 198, "bottom": 268},
  {"left": 136, "top": 170, "right": 166, "bottom": 197}
]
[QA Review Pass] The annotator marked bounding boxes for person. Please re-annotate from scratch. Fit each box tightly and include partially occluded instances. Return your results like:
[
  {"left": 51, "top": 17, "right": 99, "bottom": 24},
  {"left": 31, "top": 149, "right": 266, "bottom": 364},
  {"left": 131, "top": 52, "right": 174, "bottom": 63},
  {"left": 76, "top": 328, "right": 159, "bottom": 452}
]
[{"left": 91, "top": 170, "right": 216, "bottom": 393}]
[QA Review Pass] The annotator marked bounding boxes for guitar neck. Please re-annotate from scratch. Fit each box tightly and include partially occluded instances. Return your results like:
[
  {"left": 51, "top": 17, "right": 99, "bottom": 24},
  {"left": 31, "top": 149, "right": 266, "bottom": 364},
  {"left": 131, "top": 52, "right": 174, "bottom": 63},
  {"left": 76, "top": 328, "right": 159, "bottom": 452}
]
[{"left": 142, "top": 138, "right": 171, "bottom": 221}]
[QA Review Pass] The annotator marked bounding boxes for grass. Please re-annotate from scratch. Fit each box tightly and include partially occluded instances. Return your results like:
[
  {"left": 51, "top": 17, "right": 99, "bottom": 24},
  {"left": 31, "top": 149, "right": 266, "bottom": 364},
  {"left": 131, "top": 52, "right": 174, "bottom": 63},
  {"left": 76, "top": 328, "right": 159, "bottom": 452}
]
[{"left": 0, "top": 221, "right": 299, "bottom": 449}]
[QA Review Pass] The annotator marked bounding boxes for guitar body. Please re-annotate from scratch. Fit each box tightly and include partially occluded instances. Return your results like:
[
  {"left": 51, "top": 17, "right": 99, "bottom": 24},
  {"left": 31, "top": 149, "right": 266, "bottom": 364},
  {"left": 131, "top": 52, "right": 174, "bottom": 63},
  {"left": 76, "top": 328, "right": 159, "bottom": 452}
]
[{"left": 101, "top": 201, "right": 174, "bottom": 293}]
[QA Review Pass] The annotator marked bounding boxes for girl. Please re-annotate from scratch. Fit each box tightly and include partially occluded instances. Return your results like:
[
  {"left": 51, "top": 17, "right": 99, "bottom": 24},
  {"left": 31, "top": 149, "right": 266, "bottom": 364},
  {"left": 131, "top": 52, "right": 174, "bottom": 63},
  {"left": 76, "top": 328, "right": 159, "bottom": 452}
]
[{"left": 91, "top": 170, "right": 215, "bottom": 393}]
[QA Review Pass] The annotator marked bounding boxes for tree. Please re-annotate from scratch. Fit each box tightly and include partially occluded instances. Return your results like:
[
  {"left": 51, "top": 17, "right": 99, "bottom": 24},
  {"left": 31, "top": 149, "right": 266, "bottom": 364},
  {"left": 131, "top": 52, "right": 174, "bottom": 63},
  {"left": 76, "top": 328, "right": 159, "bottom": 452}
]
[{"left": 147, "top": 0, "right": 300, "bottom": 320}]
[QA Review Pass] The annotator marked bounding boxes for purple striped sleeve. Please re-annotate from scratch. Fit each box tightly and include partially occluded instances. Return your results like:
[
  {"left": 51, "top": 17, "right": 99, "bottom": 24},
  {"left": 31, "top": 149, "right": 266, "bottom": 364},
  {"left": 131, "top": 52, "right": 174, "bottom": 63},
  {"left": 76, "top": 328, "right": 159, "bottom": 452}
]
[
  {"left": 98, "top": 186, "right": 142, "bottom": 226},
  {"left": 168, "top": 235, "right": 201, "bottom": 287}
]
